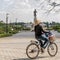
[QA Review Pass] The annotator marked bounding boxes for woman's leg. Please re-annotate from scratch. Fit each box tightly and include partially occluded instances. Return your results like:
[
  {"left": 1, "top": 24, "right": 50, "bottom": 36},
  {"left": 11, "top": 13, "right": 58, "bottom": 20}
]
[
  {"left": 39, "top": 35, "right": 48, "bottom": 48},
  {"left": 36, "top": 38, "right": 43, "bottom": 48},
  {"left": 39, "top": 40, "right": 43, "bottom": 47}
]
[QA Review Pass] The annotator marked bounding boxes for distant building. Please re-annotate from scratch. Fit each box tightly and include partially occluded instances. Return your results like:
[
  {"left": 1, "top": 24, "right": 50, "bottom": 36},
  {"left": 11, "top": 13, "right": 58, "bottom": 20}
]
[{"left": 23, "top": 23, "right": 32, "bottom": 28}]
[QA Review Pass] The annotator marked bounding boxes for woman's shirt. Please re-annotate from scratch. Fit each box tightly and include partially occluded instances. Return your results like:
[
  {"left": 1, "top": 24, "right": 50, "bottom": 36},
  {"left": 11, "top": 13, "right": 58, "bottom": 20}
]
[{"left": 34, "top": 24, "right": 46, "bottom": 38}]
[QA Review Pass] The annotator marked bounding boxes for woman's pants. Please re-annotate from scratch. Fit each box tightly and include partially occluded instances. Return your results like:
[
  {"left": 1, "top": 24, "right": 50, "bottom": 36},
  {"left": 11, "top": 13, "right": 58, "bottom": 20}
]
[{"left": 37, "top": 34, "right": 49, "bottom": 49}]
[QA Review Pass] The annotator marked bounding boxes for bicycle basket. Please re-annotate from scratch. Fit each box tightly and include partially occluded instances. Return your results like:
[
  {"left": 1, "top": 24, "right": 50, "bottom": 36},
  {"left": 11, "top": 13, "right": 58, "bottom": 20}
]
[{"left": 49, "top": 35, "right": 55, "bottom": 42}]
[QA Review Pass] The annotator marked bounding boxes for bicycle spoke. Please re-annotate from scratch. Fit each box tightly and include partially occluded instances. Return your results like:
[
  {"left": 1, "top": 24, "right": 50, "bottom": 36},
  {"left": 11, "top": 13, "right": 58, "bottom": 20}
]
[
  {"left": 26, "top": 43, "right": 39, "bottom": 59},
  {"left": 47, "top": 43, "right": 58, "bottom": 57}
]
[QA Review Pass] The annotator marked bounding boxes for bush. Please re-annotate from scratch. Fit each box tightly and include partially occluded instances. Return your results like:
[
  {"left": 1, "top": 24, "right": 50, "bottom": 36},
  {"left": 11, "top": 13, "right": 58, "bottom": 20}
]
[
  {"left": 57, "top": 29, "right": 60, "bottom": 32},
  {"left": 0, "top": 30, "right": 5, "bottom": 34},
  {"left": 23, "top": 28, "right": 31, "bottom": 31},
  {"left": 0, "top": 27, "right": 5, "bottom": 34},
  {"left": 52, "top": 26, "right": 60, "bottom": 30},
  {"left": 0, "top": 33, "right": 12, "bottom": 38},
  {"left": 46, "top": 28, "right": 53, "bottom": 30},
  {"left": 9, "top": 30, "right": 18, "bottom": 34}
]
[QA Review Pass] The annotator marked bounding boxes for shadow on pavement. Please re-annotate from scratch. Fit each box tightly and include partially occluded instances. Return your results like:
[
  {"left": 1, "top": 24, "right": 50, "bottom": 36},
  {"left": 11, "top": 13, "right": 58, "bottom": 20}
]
[
  {"left": 13, "top": 58, "right": 32, "bottom": 60},
  {"left": 13, "top": 56, "right": 49, "bottom": 60}
]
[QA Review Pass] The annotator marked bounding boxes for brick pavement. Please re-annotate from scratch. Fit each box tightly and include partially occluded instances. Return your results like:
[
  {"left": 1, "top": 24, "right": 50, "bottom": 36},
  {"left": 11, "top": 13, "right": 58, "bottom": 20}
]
[{"left": 0, "top": 37, "right": 59, "bottom": 60}]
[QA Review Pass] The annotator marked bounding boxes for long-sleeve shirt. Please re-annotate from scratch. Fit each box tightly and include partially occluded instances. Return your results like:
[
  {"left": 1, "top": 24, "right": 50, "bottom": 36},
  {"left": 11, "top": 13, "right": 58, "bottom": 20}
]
[{"left": 34, "top": 24, "right": 48, "bottom": 38}]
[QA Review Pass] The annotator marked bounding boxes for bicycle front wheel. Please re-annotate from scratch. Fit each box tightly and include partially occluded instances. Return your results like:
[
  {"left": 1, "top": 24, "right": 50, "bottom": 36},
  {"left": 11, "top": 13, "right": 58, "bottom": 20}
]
[
  {"left": 47, "top": 42, "right": 58, "bottom": 57},
  {"left": 26, "top": 43, "right": 39, "bottom": 59}
]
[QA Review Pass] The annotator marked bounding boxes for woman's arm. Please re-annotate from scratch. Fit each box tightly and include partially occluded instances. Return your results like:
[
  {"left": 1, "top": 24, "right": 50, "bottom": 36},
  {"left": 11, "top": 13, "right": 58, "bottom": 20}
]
[{"left": 40, "top": 25, "right": 49, "bottom": 33}]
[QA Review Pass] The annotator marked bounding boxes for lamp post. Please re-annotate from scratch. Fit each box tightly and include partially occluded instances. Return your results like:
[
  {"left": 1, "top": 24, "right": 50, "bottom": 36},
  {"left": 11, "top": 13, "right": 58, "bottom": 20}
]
[{"left": 6, "top": 13, "right": 9, "bottom": 33}]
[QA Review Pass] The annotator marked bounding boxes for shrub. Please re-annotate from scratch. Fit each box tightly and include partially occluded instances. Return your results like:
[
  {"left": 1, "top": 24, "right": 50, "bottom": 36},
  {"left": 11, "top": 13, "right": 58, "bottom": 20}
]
[
  {"left": 9, "top": 30, "right": 18, "bottom": 34},
  {"left": 52, "top": 26, "right": 60, "bottom": 30},
  {"left": 23, "top": 28, "right": 31, "bottom": 31},
  {"left": 0, "top": 33, "right": 12, "bottom": 38},
  {"left": 57, "top": 29, "right": 60, "bottom": 32},
  {"left": 46, "top": 27, "right": 53, "bottom": 30}
]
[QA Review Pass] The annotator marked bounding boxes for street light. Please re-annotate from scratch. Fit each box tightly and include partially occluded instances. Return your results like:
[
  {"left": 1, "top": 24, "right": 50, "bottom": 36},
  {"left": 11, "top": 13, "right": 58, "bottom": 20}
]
[{"left": 6, "top": 13, "right": 9, "bottom": 33}]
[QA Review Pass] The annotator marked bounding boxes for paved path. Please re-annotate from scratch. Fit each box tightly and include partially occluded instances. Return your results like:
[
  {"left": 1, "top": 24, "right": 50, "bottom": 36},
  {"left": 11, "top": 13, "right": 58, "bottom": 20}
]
[{"left": 0, "top": 31, "right": 59, "bottom": 60}]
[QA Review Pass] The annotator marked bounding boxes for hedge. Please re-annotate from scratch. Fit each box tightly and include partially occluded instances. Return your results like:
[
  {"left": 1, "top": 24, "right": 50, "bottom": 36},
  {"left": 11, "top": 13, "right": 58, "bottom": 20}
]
[
  {"left": 9, "top": 30, "right": 19, "bottom": 34},
  {"left": 0, "top": 33, "right": 12, "bottom": 38},
  {"left": 57, "top": 29, "right": 60, "bottom": 32}
]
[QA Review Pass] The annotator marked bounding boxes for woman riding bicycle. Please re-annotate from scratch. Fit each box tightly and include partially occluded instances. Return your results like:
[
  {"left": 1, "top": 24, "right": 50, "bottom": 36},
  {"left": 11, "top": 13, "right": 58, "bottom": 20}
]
[
  {"left": 26, "top": 20, "right": 58, "bottom": 59},
  {"left": 34, "top": 20, "right": 49, "bottom": 53}
]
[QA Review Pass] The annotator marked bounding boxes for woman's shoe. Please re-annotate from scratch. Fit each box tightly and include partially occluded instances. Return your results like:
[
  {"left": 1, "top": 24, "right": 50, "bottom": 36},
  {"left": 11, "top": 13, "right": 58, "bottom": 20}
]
[{"left": 41, "top": 48, "right": 44, "bottom": 53}]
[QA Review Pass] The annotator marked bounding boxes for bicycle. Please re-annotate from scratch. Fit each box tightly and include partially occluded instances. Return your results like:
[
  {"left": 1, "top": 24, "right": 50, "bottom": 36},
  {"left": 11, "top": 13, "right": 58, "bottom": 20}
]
[{"left": 26, "top": 32, "right": 58, "bottom": 59}]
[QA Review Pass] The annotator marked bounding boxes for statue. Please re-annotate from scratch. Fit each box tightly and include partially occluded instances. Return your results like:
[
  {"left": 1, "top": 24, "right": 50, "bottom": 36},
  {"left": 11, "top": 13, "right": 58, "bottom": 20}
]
[{"left": 34, "top": 9, "right": 37, "bottom": 21}]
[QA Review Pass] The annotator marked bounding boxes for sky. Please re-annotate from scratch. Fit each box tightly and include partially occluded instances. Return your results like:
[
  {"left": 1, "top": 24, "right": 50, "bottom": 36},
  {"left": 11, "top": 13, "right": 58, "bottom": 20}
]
[{"left": 0, "top": 0, "right": 60, "bottom": 23}]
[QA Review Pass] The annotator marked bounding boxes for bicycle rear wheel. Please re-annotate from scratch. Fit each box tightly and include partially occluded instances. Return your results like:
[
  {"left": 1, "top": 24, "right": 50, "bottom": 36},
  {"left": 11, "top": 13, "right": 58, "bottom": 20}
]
[
  {"left": 26, "top": 43, "right": 39, "bottom": 59},
  {"left": 47, "top": 42, "right": 58, "bottom": 57}
]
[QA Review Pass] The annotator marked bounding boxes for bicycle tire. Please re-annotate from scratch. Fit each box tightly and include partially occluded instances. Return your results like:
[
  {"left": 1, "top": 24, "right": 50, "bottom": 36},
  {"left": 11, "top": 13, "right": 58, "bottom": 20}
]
[
  {"left": 47, "top": 42, "right": 58, "bottom": 57},
  {"left": 26, "top": 43, "right": 39, "bottom": 59}
]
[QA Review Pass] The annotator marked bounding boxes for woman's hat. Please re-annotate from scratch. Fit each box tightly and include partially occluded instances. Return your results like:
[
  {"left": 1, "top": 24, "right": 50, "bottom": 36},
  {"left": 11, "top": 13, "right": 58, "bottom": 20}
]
[{"left": 34, "top": 20, "right": 41, "bottom": 25}]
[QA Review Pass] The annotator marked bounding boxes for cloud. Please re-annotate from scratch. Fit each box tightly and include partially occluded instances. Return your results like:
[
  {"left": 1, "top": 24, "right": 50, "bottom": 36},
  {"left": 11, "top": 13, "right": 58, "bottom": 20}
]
[
  {"left": 0, "top": 0, "right": 60, "bottom": 22},
  {"left": 4, "top": 0, "right": 10, "bottom": 2},
  {"left": 26, "top": 0, "right": 29, "bottom": 3}
]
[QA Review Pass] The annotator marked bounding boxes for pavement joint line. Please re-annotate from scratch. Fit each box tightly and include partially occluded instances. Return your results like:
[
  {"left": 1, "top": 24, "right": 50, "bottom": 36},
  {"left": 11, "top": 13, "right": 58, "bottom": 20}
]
[{"left": 0, "top": 47, "right": 26, "bottom": 49}]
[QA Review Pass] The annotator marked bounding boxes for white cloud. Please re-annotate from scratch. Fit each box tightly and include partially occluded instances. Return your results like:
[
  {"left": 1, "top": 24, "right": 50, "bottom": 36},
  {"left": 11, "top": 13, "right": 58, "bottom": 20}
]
[
  {"left": 0, "top": 0, "right": 60, "bottom": 23},
  {"left": 4, "top": 0, "right": 10, "bottom": 2},
  {"left": 26, "top": 0, "right": 29, "bottom": 3}
]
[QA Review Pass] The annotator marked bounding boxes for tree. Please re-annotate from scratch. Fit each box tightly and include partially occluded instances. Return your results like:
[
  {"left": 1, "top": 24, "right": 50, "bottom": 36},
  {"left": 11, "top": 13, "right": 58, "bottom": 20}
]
[
  {"left": 30, "top": 0, "right": 60, "bottom": 14},
  {"left": 46, "top": 0, "right": 60, "bottom": 13}
]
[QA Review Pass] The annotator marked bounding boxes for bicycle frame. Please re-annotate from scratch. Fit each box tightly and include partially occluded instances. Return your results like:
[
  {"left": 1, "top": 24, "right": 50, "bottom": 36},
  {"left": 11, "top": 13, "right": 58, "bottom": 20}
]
[{"left": 30, "top": 38, "right": 53, "bottom": 50}]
